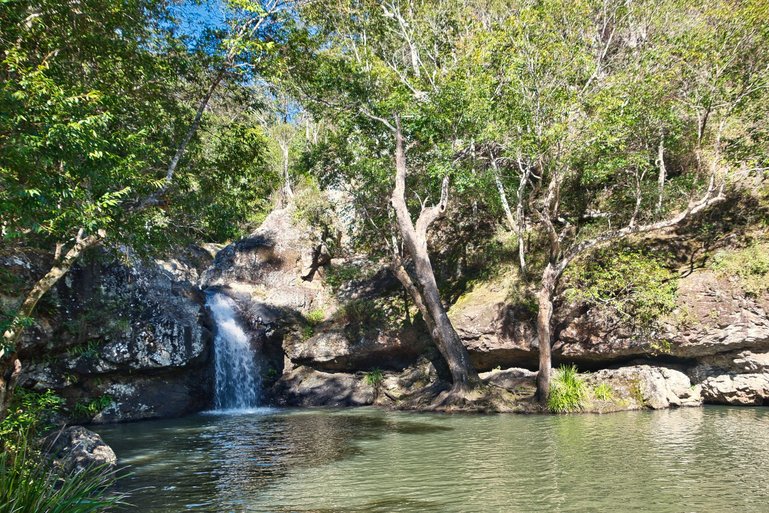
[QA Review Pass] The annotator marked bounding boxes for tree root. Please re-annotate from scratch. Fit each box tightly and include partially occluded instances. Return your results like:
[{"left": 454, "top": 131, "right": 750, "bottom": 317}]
[{"left": 394, "top": 380, "right": 540, "bottom": 413}]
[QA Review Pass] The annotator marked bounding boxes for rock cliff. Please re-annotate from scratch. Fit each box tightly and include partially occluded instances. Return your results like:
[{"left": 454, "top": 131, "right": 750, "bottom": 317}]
[{"left": 4, "top": 247, "right": 215, "bottom": 422}]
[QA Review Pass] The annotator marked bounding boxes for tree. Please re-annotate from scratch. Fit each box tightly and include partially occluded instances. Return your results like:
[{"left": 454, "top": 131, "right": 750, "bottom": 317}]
[
  {"left": 289, "top": 0, "right": 487, "bottom": 391},
  {"left": 0, "top": 0, "right": 291, "bottom": 417},
  {"left": 463, "top": 0, "right": 767, "bottom": 401}
]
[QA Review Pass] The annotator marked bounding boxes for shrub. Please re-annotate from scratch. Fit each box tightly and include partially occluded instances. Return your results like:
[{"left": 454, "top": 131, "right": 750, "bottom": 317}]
[
  {"left": 73, "top": 396, "right": 113, "bottom": 419},
  {"left": 324, "top": 263, "right": 367, "bottom": 290},
  {"left": 0, "top": 389, "right": 64, "bottom": 449},
  {"left": 67, "top": 341, "right": 101, "bottom": 360},
  {"left": 364, "top": 369, "right": 384, "bottom": 387},
  {"left": 0, "top": 430, "right": 125, "bottom": 513},
  {"left": 306, "top": 309, "right": 326, "bottom": 325},
  {"left": 548, "top": 365, "right": 587, "bottom": 413},
  {"left": 300, "top": 325, "right": 315, "bottom": 340},
  {"left": 593, "top": 382, "right": 615, "bottom": 401},
  {"left": 711, "top": 242, "right": 769, "bottom": 296},
  {"left": 339, "top": 299, "right": 382, "bottom": 326},
  {"left": 565, "top": 247, "right": 677, "bottom": 327}
]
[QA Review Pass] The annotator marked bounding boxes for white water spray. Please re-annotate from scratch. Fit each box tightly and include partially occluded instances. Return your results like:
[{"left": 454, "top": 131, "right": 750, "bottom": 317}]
[{"left": 206, "top": 291, "right": 261, "bottom": 411}]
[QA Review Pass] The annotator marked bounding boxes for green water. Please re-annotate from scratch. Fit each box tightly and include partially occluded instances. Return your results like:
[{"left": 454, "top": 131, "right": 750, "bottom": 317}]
[{"left": 97, "top": 406, "right": 769, "bottom": 513}]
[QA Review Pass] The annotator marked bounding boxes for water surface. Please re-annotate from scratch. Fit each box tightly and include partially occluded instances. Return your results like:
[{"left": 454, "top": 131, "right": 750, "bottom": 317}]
[{"left": 98, "top": 406, "right": 769, "bottom": 512}]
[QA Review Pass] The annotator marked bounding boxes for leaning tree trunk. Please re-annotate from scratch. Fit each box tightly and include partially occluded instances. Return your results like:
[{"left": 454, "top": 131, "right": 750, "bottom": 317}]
[
  {"left": 0, "top": 233, "right": 101, "bottom": 419},
  {"left": 390, "top": 120, "right": 479, "bottom": 391}
]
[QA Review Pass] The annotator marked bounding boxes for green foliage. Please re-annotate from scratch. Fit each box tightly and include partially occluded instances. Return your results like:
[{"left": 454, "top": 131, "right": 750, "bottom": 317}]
[
  {"left": 648, "top": 339, "right": 673, "bottom": 355},
  {"left": 364, "top": 369, "right": 384, "bottom": 387},
  {"left": 67, "top": 341, "right": 101, "bottom": 360},
  {"left": 306, "top": 309, "right": 326, "bottom": 325},
  {"left": 0, "top": 430, "right": 124, "bottom": 513},
  {"left": 300, "top": 325, "right": 315, "bottom": 341},
  {"left": 0, "top": 389, "right": 64, "bottom": 448},
  {"left": 292, "top": 176, "right": 335, "bottom": 234},
  {"left": 565, "top": 248, "right": 677, "bottom": 327},
  {"left": 73, "top": 396, "right": 113, "bottom": 419},
  {"left": 324, "top": 263, "right": 368, "bottom": 290},
  {"left": 711, "top": 242, "right": 769, "bottom": 296},
  {"left": 548, "top": 365, "right": 587, "bottom": 413},
  {"left": 338, "top": 299, "right": 383, "bottom": 328},
  {"left": 593, "top": 383, "right": 615, "bottom": 401}
]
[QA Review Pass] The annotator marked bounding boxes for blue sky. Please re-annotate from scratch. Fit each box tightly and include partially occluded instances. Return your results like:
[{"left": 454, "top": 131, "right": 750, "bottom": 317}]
[{"left": 171, "top": 0, "right": 227, "bottom": 38}]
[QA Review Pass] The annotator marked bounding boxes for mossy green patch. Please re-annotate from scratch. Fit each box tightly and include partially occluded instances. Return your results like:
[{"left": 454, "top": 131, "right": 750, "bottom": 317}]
[{"left": 711, "top": 242, "right": 769, "bottom": 297}]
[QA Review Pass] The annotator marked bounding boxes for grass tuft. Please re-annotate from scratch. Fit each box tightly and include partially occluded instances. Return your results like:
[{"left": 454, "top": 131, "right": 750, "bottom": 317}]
[
  {"left": 548, "top": 365, "right": 587, "bottom": 413},
  {"left": 593, "top": 382, "right": 614, "bottom": 401},
  {"left": 0, "top": 430, "right": 126, "bottom": 513}
]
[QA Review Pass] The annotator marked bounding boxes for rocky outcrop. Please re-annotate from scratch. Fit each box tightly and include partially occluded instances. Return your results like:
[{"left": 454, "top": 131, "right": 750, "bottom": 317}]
[
  {"left": 449, "top": 267, "right": 769, "bottom": 385},
  {"left": 700, "top": 373, "right": 769, "bottom": 405},
  {"left": 283, "top": 327, "right": 427, "bottom": 372},
  {"left": 202, "top": 207, "right": 334, "bottom": 313},
  {"left": 9, "top": 247, "right": 215, "bottom": 422},
  {"left": 449, "top": 279, "right": 538, "bottom": 370},
  {"left": 270, "top": 366, "right": 375, "bottom": 407},
  {"left": 589, "top": 366, "right": 702, "bottom": 409},
  {"left": 203, "top": 208, "right": 431, "bottom": 397},
  {"left": 44, "top": 426, "right": 117, "bottom": 474}
]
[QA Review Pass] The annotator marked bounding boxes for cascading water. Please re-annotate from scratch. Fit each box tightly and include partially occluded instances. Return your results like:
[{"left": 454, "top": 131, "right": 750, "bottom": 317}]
[{"left": 205, "top": 291, "right": 261, "bottom": 411}]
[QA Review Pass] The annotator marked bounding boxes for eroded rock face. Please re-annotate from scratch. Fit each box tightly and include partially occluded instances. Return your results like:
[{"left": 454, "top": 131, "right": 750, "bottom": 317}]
[
  {"left": 700, "top": 374, "right": 769, "bottom": 405},
  {"left": 283, "top": 328, "right": 427, "bottom": 372},
  {"left": 44, "top": 426, "right": 117, "bottom": 474},
  {"left": 270, "top": 366, "right": 375, "bottom": 407},
  {"left": 201, "top": 207, "right": 333, "bottom": 313},
  {"left": 449, "top": 268, "right": 769, "bottom": 378},
  {"left": 448, "top": 280, "right": 538, "bottom": 371},
  {"left": 14, "top": 247, "right": 214, "bottom": 422}
]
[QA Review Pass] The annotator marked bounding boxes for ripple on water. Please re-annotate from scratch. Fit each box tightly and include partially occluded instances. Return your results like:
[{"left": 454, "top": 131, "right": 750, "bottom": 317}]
[{"left": 96, "top": 406, "right": 769, "bottom": 513}]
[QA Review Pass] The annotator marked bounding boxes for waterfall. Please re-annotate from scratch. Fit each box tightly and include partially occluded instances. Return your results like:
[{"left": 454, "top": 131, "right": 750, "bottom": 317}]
[{"left": 205, "top": 291, "right": 261, "bottom": 411}]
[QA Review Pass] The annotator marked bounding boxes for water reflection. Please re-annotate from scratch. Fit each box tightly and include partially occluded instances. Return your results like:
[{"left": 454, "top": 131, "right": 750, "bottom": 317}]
[{"left": 97, "top": 406, "right": 769, "bottom": 513}]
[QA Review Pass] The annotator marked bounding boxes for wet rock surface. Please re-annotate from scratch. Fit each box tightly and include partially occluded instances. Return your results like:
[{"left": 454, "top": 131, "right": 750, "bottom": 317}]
[
  {"left": 8, "top": 247, "right": 214, "bottom": 422},
  {"left": 44, "top": 426, "right": 117, "bottom": 474},
  {"left": 269, "top": 366, "right": 375, "bottom": 407}
]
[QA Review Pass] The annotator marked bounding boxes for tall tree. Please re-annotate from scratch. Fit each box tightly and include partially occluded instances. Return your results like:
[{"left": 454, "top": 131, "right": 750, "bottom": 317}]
[
  {"left": 291, "top": 0, "right": 486, "bottom": 391},
  {"left": 0, "top": 0, "right": 290, "bottom": 417},
  {"left": 463, "top": 0, "right": 768, "bottom": 401}
]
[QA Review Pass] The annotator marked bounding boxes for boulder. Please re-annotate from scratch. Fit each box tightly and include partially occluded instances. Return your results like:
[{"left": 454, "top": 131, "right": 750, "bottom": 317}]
[
  {"left": 480, "top": 367, "right": 537, "bottom": 392},
  {"left": 700, "top": 373, "right": 769, "bottom": 405},
  {"left": 269, "top": 366, "right": 375, "bottom": 407},
  {"left": 44, "top": 426, "right": 117, "bottom": 474},
  {"left": 588, "top": 366, "right": 702, "bottom": 409}
]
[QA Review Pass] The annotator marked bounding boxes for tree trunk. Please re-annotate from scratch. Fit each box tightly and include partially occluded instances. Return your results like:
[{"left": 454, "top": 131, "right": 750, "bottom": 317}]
[
  {"left": 535, "top": 264, "right": 557, "bottom": 403},
  {"left": 0, "top": 233, "right": 101, "bottom": 419},
  {"left": 390, "top": 120, "right": 479, "bottom": 390},
  {"left": 656, "top": 136, "right": 667, "bottom": 214},
  {"left": 491, "top": 159, "right": 516, "bottom": 232},
  {"left": 281, "top": 141, "right": 293, "bottom": 202}
]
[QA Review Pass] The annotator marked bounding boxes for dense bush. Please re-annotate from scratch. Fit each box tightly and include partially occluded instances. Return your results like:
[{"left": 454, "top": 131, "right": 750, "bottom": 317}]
[
  {"left": 565, "top": 248, "right": 677, "bottom": 327},
  {"left": 0, "top": 389, "right": 124, "bottom": 513},
  {"left": 0, "top": 430, "right": 124, "bottom": 513},
  {"left": 0, "top": 389, "right": 63, "bottom": 450}
]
